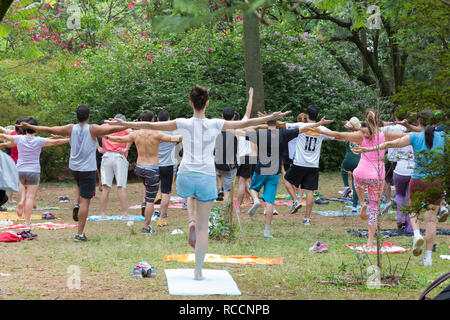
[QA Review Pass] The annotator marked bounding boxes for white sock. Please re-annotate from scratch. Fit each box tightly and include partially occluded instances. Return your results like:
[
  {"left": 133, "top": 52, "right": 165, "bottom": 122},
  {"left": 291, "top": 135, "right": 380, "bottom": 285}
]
[
  {"left": 254, "top": 198, "right": 260, "bottom": 205},
  {"left": 424, "top": 250, "right": 432, "bottom": 259},
  {"left": 264, "top": 225, "right": 270, "bottom": 232},
  {"left": 413, "top": 230, "right": 421, "bottom": 238}
]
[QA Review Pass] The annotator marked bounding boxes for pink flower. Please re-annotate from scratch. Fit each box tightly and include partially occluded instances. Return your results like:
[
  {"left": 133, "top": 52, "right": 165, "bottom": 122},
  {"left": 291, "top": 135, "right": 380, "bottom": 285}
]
[
  {"left": 319, "top": 39, "right": 324, "bottom": 42},
  {"left": 128, "top": 2, "right": 135, "bottom": 9},
  {"left": 206, "top": 48, "right": 212, "bottom": 51},
  {"left": 147, "top": 13, "right": 151, "bottom": 19},
  {"left": 146, "top": 55, "right": 153, "bottom": 62},
  {"left": 74, "top": 61, "right": 81, "bottom": 67}
]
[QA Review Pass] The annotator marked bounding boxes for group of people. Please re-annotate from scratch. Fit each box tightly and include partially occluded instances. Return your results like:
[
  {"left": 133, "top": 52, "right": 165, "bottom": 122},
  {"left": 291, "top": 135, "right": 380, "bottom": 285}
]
[{"left": 0, "top": 84, "right": 447, "bottom": 280}]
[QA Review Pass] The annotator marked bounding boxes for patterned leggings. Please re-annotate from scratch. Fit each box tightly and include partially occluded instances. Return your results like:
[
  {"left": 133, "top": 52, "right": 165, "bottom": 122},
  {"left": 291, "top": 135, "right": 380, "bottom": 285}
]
[{"left": 354, "top": 177, "right": 385, "bottom": 226}]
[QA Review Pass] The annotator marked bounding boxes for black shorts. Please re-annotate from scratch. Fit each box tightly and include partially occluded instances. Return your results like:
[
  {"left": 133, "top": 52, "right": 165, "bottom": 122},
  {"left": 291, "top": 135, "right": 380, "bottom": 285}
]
[
  {"left": 284, "top": 165, "right": 319, "bottom": 191},
  {"left": 134, "top": 166, "right": 160, "bottom": 203},
  {"left": 71, "top": 170, "right": 96, "bottom": 199},
  {"left": 237, "top": 163, "right": 255, "bottom": 179},
  {"left": 282, "top": 160, "right": 293, "bottom": 173},
  {"left": 385, "top": 161, "right": 397, "bottom": 184},
  {"left": 159, "top": 165, "right": 174, "bottom": 194}
]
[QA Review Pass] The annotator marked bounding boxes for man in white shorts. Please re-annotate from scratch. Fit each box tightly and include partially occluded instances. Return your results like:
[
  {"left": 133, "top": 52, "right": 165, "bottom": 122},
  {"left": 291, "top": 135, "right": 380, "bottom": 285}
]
[{"left": 99, "top": 114, "right": 132, "bottom": 218}]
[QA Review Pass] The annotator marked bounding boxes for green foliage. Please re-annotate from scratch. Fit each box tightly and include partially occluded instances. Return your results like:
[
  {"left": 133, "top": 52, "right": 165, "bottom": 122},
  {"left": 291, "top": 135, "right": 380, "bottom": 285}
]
[{"left": 209, "top": 206, "right": 231, "bottom": 238}]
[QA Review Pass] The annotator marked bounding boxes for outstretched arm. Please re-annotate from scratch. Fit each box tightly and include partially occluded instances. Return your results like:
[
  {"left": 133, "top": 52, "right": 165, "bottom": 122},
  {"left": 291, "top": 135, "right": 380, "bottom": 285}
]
[
  {"left": 310, "top": 127, "right": 363, "bottom": 145},
  {"left": 0, "top": 141, "right": 15, "bottom": 148},
  {"left": 17, "top": 123, "right": 73, "bottom": 137},
  {"left": 44, "top": 138, "right": 70, "bottom": 147},
  {"left": 244, "top": 88, "right": 253, "bottom": 119},
  {"left": 384, "top": 131, "right": 407, "bottom": 141},
  {"left": 396, "top": 119, "right": 423, "bottom": 132},
  {"left": 104, "top": 118, "right": 178, "bottom": 131},
  {"left": 0, "top": 126, "right": 13, "bottom": 134},
  {"left": 297, "top": 117, "right": 334, "bottom": 134},
  {"left": 159, "top": 133, "right": 183, "bottom": 143},
  {"left": 104, "top": 132, "right": 135, "bottom": 143},
  {"left": 222, "top": 111, "right": 292, "bottom": 130},
  {"left": 0, "top": 133, "right": 15, "bottom": 142},
  {"left": 91, "top": 124, "right": 133, "bottom": 138},
  {"left": 355, "top": 135, "right": 411, "bottom": 153}
]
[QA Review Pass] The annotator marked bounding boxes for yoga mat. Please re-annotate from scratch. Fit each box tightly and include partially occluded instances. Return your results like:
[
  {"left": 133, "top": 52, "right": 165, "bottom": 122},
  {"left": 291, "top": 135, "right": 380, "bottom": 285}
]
[
  {"left": 4, "top": 206, "right": 62, "bottom": 212},
  {"left": 343, "top": 242, "right": 409, "bottom": 254},
  {"left": 88, "top": 214, "right": 159, "bottom": 222},
  {"left": 0, "top": 222, "right": 78, "bottom": 230},
  {"left": 440, "top": 255, "right": 450, "bottom": 260},
  {"left": 129, "top": 203, "right": 184, "bottom": 210},
  {"left": 347, "top": 228, "right": 450, "bottom": 238},
  {"left": 163, "top": 253, "right": 284, "bottom": 265},
  {"left": 323, "top": 198, "right": 353, "bottom": 205},
  {"left": 0, "top": 212, "right": 43, "bottom": 221},
  {"left": 235, "top": 200, "right": 306, "bottom": 208},
  {"left": 164, "top": 269, "right": 241, "bottom": 296},
  {"left": 345, "top": 204, "right": 392, "bottom": 209},
  {"left": 313, "top": 210, "right": 396, "bottom": 217}
]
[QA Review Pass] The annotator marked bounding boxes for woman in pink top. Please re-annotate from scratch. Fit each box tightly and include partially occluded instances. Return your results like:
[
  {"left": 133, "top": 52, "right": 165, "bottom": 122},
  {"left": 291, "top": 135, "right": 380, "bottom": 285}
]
[{"left": 313, "top": 110, "right": 406, "bottom": 248}]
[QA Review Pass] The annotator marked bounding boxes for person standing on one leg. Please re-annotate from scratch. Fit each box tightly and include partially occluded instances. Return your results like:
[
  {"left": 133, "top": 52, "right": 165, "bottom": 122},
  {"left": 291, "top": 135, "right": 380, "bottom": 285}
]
[
  {"left": 99, "top": 114, "right": 132, "bottom": 219},
  {"left": 105, "top": 110, "right": 182, "bottom": 234},
  {"left": 314, "top": 110, "right": 406, "bottom": 248},
  {"left": 106, "top": 85, "right": 290, "bottom": 280},
  {"left": 19, "top": 106, "right": 127, "bottom": 241},
  {"left": 356, "top": 110, "right": 446, "bottom": 265}
]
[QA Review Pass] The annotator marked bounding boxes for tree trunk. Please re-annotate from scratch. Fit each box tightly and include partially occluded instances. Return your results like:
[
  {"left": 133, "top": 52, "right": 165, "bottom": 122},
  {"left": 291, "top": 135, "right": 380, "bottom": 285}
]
[
  {"left": 0, "top": 0, "right": 14, "bottom": 22},
  {"left": 243, "top": 11, "right": 265, "bottom": 117}
]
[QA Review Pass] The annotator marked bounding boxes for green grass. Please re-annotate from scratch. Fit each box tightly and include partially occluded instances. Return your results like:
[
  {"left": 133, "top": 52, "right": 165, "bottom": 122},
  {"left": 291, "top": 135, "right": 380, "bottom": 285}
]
[{"left": 0, "top": 171, "right": 448, "bottom": 300}]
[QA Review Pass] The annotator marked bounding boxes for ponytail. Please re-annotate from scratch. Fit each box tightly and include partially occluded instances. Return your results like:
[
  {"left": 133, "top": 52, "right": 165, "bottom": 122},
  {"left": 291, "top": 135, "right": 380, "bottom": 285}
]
[
  {"left": 365, "top": 109, "right": 381, "bottom": 139},
  {"left": 424, "top": 125, "right": 435, "bottom": 149}
]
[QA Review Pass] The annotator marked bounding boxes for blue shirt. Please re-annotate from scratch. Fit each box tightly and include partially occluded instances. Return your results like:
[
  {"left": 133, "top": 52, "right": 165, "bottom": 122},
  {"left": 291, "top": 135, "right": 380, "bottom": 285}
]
[{"left": 409, "top": 131, "right": 446, "bottom": 179}]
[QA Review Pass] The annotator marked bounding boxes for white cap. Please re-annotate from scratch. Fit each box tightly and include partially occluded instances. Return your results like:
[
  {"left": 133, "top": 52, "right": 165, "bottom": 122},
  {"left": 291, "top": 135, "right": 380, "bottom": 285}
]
[{"left": 345, "top": 117, "right": 361, "bottom": 130}]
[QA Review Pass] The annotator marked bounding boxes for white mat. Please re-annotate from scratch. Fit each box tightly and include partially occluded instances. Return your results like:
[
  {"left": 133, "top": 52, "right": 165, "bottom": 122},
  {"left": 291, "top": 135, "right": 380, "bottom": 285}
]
[{"left": 164, "top": 269, "right": 241, "bottom": 296}]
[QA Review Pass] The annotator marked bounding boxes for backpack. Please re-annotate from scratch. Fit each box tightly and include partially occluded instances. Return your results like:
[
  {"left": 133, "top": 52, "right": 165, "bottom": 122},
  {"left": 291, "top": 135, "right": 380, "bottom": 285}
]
[{"left": 418, "top": 272, "right": 450, "bottom": 300}]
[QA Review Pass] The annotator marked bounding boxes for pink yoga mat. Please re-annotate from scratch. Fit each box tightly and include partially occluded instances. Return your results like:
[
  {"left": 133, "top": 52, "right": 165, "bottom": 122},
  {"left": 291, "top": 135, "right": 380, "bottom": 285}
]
[{"left": 234, "top": 199, "right": 306, "bottom": 208}]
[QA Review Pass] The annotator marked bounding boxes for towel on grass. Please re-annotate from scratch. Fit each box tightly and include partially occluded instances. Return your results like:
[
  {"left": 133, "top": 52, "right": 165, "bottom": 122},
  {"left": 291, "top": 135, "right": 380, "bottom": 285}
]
[
  {"left": 348, "top": 228, "right": 450, "bottom": 238},
  {"left": 129, "top": 203, "right": 184, "bottom": 210},
  {"left": 235, "top": 200, "right": 306, "bottom": 208},
  {"left": 165, "top": 269, "right": 241, "bottom": 296},
  {"left": 0, "top": 231, "right": 22, "bottom": 242},
  {"left": 88, "top": 214, "right": 159, "bottom": 222},
  {"left": 163, "top": 253, "right": 284, "bottom": 265},
  {"left": 0, "top": 222, "right": 77, "bottom": 230},
  {"left": 4, "top": 206, "right": 61, "bottom": 212},
  {"left": 343, "top": 242, "right": 409, "bottom": 254},
  {"left": 0, "top": 212, "right": 43, "bottom": 221},
  {"left": 314, "top": 210, "right": 396, "bottom": 217}
]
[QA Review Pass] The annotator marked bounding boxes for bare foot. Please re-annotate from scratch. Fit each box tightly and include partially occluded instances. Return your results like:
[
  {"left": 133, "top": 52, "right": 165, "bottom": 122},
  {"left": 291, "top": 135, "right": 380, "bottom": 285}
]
[
  {"left": 194, "top": 272, "right": 206, "bottom": 281},
  {"left": 17, "top": 203, "right": 24, "bottom": 219},
  {"left": 360, "top": 204, "right": 368, "bottom": 221},
  {"left": 188, "top": 221, "right": 196, "bottom": 249}
]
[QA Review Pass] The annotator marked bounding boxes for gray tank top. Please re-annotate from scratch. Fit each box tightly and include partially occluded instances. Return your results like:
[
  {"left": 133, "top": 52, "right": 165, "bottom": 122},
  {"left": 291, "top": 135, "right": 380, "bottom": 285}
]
[{"left": 69, "top": 123, "right": 97, "bottom": 172}]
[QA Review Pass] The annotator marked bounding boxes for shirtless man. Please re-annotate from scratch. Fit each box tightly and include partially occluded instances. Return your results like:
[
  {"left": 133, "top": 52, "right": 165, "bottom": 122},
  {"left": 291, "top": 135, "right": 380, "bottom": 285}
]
[{"left": 105, "top": 110, "right": 182, "bottom": 234}]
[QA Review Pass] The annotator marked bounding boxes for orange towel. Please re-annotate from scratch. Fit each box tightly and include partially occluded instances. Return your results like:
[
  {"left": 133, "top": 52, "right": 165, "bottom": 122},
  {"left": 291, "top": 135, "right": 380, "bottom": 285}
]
[{"left": 163, "top": 253, "right": 283, "bottom": 265}]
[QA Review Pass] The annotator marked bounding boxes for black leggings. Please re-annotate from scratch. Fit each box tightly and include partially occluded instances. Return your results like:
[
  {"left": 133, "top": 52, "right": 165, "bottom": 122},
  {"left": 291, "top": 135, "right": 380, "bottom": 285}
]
[{"left": 0, "top": 190, "right": 8, "bottom": 207}]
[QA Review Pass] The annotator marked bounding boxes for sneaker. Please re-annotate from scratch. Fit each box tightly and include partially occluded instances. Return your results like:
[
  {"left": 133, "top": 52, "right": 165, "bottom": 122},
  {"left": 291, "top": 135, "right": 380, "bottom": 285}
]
[
  {"left": 263, "top": 232, "right": 273, "bottom": 238},
  {"left": 342, "top": 187, "right": 351, "bottom": 198},
  {"left": 437, "top": 206, "right": 449, "bottom": 223},
  {"left": 302, "top": 218, "right": 311, "bottom": 226},
  {"left": 182, "top": 203, "right": 188, "bottom": 210},
  {"left": 141, "top": 226, "right": 155, "bottom": 234},
  {"left": 351, "top": 207, "right": 358, "bottom": 213},
  {"left": 18, "top": 230, "right": 37, "bottom": 240},
  {"left": 217, "top": 189, "right": 224, "bottom": 201},
  {"left": 0, "top": 206, "right": 7, "bottom": 212},
  {"left": 141, "top": 202, "right": 146, "bottom": 217},
  {"left": 412, "top": 234, "right": 425, "bottom": 256},
  {"left": 74, "top": 234, "right": 89, "bottom": 242},
  {"left": 309, "top": 241, "right": 328, "bottom": 253},
  {"left": 73, "top": 203, "right": 80, "bottom": 222},
  {"left": 422, "top": 255, "right": 432, "bottom": 267},
  {"left": 154, "top": 194, "right": 162, "bottom": 205},
  {"left": 248, "top": 201, "right": 261, "bottom": 217},
  {"left": 153, "top": 210, "right": 160, "bottom": 217},
  {"left": 289, "top": 200, "right": 302, "bottom": 214},
  {"left": 263, "top": 207, "right": 278, "bottom": 215},
  {"left": 314, "top": 198, "right": 329, "bottom": 205}
]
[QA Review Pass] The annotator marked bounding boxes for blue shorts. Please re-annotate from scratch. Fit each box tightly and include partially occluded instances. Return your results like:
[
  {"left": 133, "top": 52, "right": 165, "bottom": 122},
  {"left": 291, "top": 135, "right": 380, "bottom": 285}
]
[
  {"left": 176, "top": 173, "right": 218, "bottom": 202},
  {"left": 249, "top": 173, "right": 280, "bottom": 205}
]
